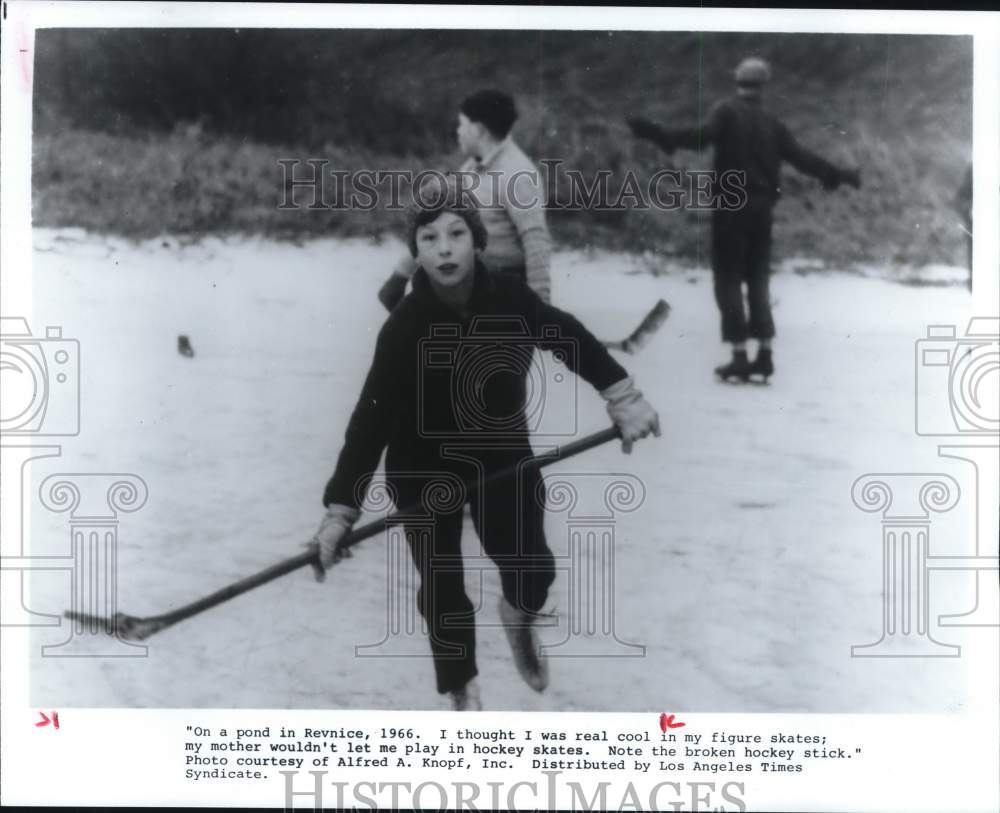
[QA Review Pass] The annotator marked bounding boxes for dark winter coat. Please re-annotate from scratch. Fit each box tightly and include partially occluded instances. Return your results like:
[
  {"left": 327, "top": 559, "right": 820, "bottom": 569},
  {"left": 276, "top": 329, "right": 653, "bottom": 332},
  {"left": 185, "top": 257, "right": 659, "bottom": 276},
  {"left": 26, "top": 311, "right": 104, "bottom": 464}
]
[
  {"left": 645, "top": 95, "right": 844, "bottom": 207},
  {"left": 322, "top": 263, "right": 628, "bottom": 510}
]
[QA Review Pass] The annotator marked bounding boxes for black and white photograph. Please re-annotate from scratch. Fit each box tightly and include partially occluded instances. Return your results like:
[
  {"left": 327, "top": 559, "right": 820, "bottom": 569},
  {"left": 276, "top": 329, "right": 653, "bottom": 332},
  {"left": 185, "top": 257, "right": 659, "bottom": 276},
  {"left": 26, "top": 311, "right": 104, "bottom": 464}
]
[{"left": 1, "top": 4, "right": 997, "bottom": 811}]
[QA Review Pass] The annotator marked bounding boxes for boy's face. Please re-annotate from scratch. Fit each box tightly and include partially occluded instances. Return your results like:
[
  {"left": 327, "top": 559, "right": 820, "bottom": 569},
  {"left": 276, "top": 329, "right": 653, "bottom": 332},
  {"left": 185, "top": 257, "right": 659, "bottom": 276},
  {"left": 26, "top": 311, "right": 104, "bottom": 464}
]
[
  {"left": 456, "top": 113, "right": 482, "bottom": 158},
  {"left": 415, "top": 211, "right": 477, "bottom": 289}
]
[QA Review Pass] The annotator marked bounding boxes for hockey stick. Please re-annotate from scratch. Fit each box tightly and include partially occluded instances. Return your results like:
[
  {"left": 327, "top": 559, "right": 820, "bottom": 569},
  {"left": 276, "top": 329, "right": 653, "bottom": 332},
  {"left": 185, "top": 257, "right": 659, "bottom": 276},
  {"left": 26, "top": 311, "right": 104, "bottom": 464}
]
[
  {"left": 602, "top": 298, "right": 671, "bottom": 354},
  {"left": 64, "top": 425, "right": 622, "bottom": 642}
]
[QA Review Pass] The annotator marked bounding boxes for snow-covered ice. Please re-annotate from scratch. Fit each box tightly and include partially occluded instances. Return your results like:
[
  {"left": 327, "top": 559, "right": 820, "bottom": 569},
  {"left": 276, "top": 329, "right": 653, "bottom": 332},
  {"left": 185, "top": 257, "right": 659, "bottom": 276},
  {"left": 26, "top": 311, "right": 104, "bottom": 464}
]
[{"left": 21, "top": 230, "right": 979, "bottom": 712}]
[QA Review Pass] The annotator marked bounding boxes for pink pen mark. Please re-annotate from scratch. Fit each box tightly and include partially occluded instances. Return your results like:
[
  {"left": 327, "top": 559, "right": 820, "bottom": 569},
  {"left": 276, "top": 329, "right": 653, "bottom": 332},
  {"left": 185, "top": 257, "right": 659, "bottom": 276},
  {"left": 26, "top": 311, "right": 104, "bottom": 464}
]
[
  {"left": 659, "top": 713, "right": 685, "bottom": 732},
  {"left": 17, "top": 19, "right": 32, "bottom": 93},
  {"left": 35, "top": 711, "right": 59, "bottom": 729}
]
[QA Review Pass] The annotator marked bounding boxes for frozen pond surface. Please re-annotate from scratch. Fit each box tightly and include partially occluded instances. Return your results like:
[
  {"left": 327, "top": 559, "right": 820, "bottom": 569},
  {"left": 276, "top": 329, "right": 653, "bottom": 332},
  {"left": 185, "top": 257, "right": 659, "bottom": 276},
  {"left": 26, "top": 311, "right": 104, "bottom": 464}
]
[{"left": 21, "top": 230, "right": 979, "bottom": 712}]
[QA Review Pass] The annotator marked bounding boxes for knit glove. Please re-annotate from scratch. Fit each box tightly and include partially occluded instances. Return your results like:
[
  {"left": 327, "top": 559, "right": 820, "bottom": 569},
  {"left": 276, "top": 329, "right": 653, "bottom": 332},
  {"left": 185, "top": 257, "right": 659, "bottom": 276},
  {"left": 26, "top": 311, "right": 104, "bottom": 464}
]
[
  {"left": 601, "top": 376, "right": 661, "bottom": 454},
  {"left": 308, "top": 504, "right": 360, "bottom": 581}
]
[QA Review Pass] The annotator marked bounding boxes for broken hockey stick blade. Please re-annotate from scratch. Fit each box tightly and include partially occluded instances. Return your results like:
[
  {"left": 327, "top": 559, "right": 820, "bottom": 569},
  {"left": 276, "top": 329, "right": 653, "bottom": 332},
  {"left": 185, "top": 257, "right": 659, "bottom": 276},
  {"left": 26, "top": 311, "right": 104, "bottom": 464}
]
[
  {"left": 64, "top": 425, "right": 622, "bottom": 641},
  {"left": 603, "top": 299, "right": 671, "bottom": 354}
]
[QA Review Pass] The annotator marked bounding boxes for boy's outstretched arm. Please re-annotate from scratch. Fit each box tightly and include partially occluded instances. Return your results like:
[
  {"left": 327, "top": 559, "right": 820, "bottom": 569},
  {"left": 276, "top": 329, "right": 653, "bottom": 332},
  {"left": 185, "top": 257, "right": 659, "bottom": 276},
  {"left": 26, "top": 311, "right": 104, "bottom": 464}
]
[
  {"left": 531, "top": 295, "right": 661, "bottom": 453},
  {"left": 778, "top": 122, "right": 860, "bottom": 190},
  {"left": 627, "top": 102, "right": 723, "bottom": 154},
  {"left": 322, "top": 325, "right": 398, "bottom": 510},
  {"left": 312, "top": 324, "right": 399, "bottom": 578}
]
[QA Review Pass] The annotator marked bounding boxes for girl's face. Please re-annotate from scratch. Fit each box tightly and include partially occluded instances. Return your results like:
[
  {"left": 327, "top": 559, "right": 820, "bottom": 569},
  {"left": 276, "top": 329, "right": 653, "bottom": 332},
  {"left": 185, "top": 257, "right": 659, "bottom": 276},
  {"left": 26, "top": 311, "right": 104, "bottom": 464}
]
[{"left": 415, "top": 211, "right": 476, "bottom": 289}]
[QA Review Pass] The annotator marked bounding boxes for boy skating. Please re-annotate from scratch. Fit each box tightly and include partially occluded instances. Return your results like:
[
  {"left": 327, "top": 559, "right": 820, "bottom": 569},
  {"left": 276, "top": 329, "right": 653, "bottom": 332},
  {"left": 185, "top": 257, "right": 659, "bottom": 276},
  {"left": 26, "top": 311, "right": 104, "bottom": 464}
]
[
  {"left": 628, "top": 57, "right": 861, "bottom": 382},
  {"left": 314, "top": 185, "right": 658, "bottom": 710}
]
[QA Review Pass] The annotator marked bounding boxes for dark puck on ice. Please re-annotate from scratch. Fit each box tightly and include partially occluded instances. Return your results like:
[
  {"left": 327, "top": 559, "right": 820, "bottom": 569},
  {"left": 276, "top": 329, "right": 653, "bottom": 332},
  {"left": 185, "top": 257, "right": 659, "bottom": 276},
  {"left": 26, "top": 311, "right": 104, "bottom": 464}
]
[{"left": 178, "top": 335, "right": 195, "bottom": 357}]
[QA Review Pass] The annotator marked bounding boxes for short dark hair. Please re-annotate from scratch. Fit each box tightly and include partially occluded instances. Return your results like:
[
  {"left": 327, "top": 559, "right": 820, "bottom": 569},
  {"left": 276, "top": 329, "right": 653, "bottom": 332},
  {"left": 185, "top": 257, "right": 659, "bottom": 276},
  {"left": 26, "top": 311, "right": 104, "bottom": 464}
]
[
  {"left": 407, "top": 176, "right": 488, "bottom": 258},
  {"left": 460, "top": 89, "right": 518, "bottom": 139}
]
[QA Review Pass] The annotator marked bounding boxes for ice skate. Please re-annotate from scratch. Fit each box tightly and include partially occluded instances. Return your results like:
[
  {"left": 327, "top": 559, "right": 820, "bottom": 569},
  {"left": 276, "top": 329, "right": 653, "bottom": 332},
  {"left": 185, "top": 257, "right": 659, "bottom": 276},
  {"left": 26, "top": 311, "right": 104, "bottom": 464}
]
[
  {"left": 448, "top": 678, "right": 482, "bottom": 711},
  {"left": 748, "top": 347, "right": 774, "bottom": 383},
  {"left": 714, "top": 349, "right": 751, "bottom": 383},
  {"left": 498, "top": 596, "right": 549, "bottom": 692}
]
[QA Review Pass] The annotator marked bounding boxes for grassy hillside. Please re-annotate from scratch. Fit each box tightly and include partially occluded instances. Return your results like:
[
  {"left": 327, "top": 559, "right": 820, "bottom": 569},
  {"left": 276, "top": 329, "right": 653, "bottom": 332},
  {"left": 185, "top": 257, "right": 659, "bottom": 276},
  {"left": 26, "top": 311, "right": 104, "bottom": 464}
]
[{"left": 31, "top": 30, "right": 972, "bottom": 268}]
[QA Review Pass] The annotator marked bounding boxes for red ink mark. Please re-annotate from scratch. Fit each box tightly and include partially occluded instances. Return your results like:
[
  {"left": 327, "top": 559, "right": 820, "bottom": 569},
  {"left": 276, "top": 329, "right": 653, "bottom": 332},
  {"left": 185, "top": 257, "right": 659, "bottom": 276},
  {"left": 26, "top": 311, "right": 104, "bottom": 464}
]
[
  {"left": 659, "top": 713, "right": 685, "bottom": 732},
  {"left": 17, "top": 20, "right": 32, "bottom": 91},
  {"left": 35, "top": 711, "right": 59, "bottom": 728}
]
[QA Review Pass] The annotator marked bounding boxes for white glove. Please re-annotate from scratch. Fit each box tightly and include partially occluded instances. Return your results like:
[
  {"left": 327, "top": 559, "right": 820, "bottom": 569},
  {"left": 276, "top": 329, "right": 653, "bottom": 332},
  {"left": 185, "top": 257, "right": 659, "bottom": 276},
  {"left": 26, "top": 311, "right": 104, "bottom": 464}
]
[
  {"left": 601, "top": 376, "right": 661, "bottom": 454},
  {"left": 308, "top": 504, "right": 360, "bottom": 582}
]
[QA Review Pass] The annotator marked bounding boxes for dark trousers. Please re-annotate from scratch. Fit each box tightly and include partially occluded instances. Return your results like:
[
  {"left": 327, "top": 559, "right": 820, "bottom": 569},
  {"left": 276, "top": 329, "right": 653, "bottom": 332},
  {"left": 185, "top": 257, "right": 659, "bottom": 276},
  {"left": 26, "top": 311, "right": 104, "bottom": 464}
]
[
  {"left": 711, "top": 206, "right": 776, "bottom": 343},
  {"left": 394, "top": 462, "right": 554, "bottom": 694}
]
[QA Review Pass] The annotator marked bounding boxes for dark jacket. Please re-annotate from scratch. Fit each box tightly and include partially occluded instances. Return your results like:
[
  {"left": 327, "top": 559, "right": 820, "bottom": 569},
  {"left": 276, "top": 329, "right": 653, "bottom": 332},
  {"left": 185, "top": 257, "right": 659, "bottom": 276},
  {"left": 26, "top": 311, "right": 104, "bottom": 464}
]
[
  {"left": 323, "top": 263, "right": 628, "bottom": 509},
  {"left": 646, "top": 95, "right": 844, "bottom": 207}
]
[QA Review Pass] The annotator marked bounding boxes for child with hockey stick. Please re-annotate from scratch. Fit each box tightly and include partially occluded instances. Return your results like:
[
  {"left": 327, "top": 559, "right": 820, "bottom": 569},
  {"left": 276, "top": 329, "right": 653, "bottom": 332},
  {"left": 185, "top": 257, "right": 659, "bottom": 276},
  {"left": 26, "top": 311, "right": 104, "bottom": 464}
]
[{"left": 312, "top": 184, "right": 659, "bottom": 710}]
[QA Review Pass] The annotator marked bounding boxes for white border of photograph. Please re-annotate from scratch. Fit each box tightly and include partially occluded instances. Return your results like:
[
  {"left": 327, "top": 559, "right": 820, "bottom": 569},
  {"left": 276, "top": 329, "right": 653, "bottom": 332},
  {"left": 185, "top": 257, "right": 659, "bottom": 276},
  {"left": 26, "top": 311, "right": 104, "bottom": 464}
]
[{"left": 2, "top": 4, "right": 997, "bottom": 811}]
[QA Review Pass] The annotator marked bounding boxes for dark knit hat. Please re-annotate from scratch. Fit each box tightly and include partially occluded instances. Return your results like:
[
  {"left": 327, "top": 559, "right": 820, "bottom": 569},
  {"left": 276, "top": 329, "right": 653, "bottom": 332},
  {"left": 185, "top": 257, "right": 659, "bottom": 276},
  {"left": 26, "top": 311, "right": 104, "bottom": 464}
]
[
  {"left": 406, "top": 174, "right": 488, "bottom": 258},
  {"left": 460, "top": 89, "right": 518, "bottom": 139}
]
